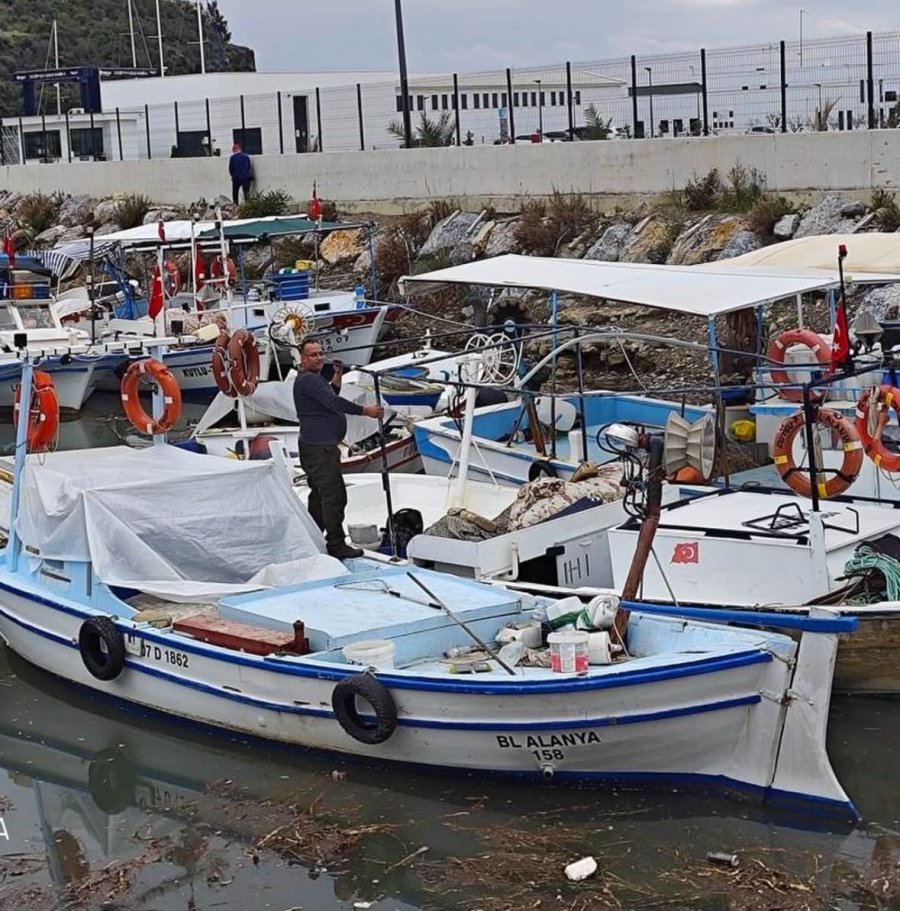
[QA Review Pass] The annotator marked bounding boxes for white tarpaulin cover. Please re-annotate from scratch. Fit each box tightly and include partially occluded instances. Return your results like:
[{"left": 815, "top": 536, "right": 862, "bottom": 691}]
[
  {"left": 399, "top": 254, "right": 900, "bottom": 317},
  {"left": 15, "top": 446, "right": 346, "bottom": 601}
]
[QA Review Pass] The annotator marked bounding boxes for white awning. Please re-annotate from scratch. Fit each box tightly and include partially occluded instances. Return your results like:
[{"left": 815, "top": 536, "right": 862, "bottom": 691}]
[{"left": 399, "top": 254, "right": 900, "bottom": 318}]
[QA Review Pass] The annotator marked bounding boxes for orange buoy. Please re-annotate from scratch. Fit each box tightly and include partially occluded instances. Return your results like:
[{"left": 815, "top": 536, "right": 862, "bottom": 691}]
[
  {"left": 13, "top": 370, "right": 59, "bottom": 452},
  {"left": 226, "top": 329, "right": 260, "bottom": 397},
  {"left": 855, "top": 384, "right": 900, "bottom": 473},
  {"left": 120, "top": 358, "right": 182, "bottom": 435},
  {"left": 766, "top": 328, "right": 831, "bottom": 403},
  {"left": 211, "top": 330, "right": 234, "bottom": 396}
]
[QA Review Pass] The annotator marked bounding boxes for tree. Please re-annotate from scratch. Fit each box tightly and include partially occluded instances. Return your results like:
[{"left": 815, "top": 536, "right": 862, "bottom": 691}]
[
  {"left": 386, "top": 111, "right": 455, "bottom": 147},
  {"left": 583, "top": 104, "right": 613, "bottom": 140}
]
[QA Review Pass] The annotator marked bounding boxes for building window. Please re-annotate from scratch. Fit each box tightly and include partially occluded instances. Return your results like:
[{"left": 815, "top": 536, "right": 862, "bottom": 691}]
[
  {"left": 461, "top": 94, "right": 468, "bottom": 109},
  {"left": 574, "top": 90, "right": 581, "bottom": 105},
  {"left": 513, "top": 92, "right": 519, "bottom": 106},
  {"left": 24, "top": 130, "right": 61, "bottom": 160},
  {"left": 551, "top": 91, "right": 557, "bottom": 105},
  {"left": 492, "top": 92, "right": 499, "bottom": 108},
  {"left": 232, "top": 127, "right": 262, "bottom": 155},
  {"left": 482, "top": 92, "right": 489, "bottom": 108},
  {"left": 431, "top": 94, "right": 438, "bottom": 111},
  {"left": 522, "top": 92, "right": 528, "bottom": 107},
  {"left": 530, "top": 92, "right": 537, "bottom": 106},
  {"left": 501, "top": 92, "right": 507, "bottom": 107},
  {"left": 539, "top": 92, "right": 545, "bottom": 106},
  {"left": 416, "top": 95, "right": 424, "bottom": 111},
  {"left": 70, "top": 127, "right": 104, "bottom": 159},
  {"left": 473, "top": 93, "right": 480, "bottom": 109},
  {"left": 441, "top": 94, "right": 448, "bottom": 110},
  {"left": 174, "top": 130, "right": 208, "bottom": 158}
]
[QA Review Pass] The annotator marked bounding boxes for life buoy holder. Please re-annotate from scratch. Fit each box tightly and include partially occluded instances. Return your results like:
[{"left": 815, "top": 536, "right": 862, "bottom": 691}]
[
  {"left": 227, "top": 328, "right": 260, "bottom": 397},
  {"left": 331, "top": 673, "right": 398, "bottom": 744},
  {"left": 211, "top": 330, "right": 234, "bottom": 396},
  {"left": 120, "top": 358, "right": 182, "bottom": 435},
  {"left": 13, "top": 369, "right": 59, "bottom": 452},
  {"left": 855, "top": 384, "right": 900, "bottom": 472},
  {"left": 772, "top": 408, "right": 863, "bottom": 498},
  {"left": 766, "top": 328, "right": 832, "bottom": 403},
  {"left": 78, "top": 617, "right": 127, "bottom": 681},
  {"left": 210, "top": 255, "right": 237, "bottom": 287}
]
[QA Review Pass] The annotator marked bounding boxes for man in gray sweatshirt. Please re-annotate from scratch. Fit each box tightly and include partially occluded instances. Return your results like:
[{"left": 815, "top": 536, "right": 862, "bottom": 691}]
[{"left": 294, "top": 338, "right": 384, "bottom": 559}]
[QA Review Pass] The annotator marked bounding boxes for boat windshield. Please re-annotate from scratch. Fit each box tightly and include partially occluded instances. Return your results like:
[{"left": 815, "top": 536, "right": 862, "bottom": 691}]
[
  {"left": 17, "top": 304, "right": 57, "bottom": 330},
  {"left": 0, "top": 305, "right": 18, "bottom": 331}
]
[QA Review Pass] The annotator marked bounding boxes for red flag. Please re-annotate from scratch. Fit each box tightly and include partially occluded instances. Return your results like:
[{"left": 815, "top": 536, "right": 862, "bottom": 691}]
[
  {"left": 671, "top": 542, "right": 700, "bottom": 564},
  {"left": 2, "top": 228, "right": 15, "bottom": 268},
  {"left": 194, "top": 250, "right": 205, "bottom": 291},
  {"left": 309, "top": 182, "right": 322, "bottom": 221},
  {"left": 157, "top": 219, "right": 167, "bottom": 243},
  {"left": 148, "top": 265, "right": 165, "bottom": 319},
  {"left": 832, "top": 295, "right": 850, "bottom": 367}
]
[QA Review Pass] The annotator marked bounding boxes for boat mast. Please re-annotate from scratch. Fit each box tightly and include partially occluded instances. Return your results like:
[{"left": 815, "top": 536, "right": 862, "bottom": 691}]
[
  {"left": 155, "top": 0, "right": 166, "bottom": 76},
  {"left": 196, "top": 0, "right": 207, "bottom": 74},
  {"left": 52, "top": 20, "right": 60, "bottom": 115},
  {"left": 126, "top": 0, "right": 138, "bottom": 67}
]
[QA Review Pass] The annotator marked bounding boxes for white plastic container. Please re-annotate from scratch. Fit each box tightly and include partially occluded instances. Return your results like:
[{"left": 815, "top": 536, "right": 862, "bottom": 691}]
[
  {"left": 547, "top": 630, "right": 589, "bottom": 675},
  {"left": 342, "top": 639, "right": 395, "bottom": 669},
  {"left": 348, "top": 523, "right": 381, "bottom": 547},
  {"left": 496, "top": 620, "right": 543, "bottom": 648},
  {"left": 587, "top": 631, "right": 612, "bottom": 665}
]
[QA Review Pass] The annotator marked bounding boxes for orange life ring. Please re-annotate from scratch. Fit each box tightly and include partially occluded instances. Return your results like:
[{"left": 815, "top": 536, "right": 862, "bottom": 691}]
[
  {"left": 13, "top": 370, "right": 59, "bottom": 452},
  {"left": 211, "top": 331, "right": 234, "bottom": 396},
  {"left": 772, "top": 408, "right": 863, "bottom": 498},
  {"left": 766, "top": 328, "right": 831, "bottom": 403},
  {"left": 120, "top": 358, "right": 182, "bottom": 435},
  {"left": 210, "top": 255, "right": 237, "bottom": 287},
  {"left": 855, "top": 384, "right": 900, "bottom": 472},
  {"left": 227, "top": 328, "right": 260, "bottom": 397}
]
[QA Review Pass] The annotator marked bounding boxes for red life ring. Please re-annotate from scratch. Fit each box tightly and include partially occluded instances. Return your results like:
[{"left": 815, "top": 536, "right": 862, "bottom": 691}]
[
  {"left": 772, "top": 409, "right": 863, "bottom": 498},
  {"left": 13, "top": 370, "right": 59, "bottom": 452},
  {"left": 211, "top": 330, "right": 234, "bottom": 396},
  {"left": 766, "top": 328, "right": 831, "bottom": 403},
  {"left": 210, "top": 255, "right": 237, "bottom": 287},
  {"left": 227, "top": 329, "right": 260, "bottom": 397},
  {"left": 120, "top": 359, "right": 182, "bottom": 435},
  {"left": 855, "top": 385, "right": 900, "bottom": 472}
]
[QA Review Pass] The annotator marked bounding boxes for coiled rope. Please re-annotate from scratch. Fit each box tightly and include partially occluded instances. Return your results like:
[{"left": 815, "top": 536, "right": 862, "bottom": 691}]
[{"left": 843, "top": 545, "right": 900, "bottom": 603}]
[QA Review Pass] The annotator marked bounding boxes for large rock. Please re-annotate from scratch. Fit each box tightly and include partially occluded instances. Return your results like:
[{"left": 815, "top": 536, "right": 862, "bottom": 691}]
[
  {"left": 773, "top": 214, "right": 800, "bottom": 239},
  {"left": 57, "top": 194, "right": 95, "bottom": 228},
  {"left": 143, "top": 207, "right": 179, "bottom": 225},
  {"left": 483, "top": 218, "right": 520, "bottom": 257},
  {"left": 794, "top": 194, "right": 863, "bottom": 238},
  {"left": 619, "top": 215, "right": 672, "bottom": 264},
  {"left": 857, "top": 283, "right": 900, "bottom": 322},
  {"left": 716, "top": 229, "right": 763, "bottom": 260},
  {"left": 320, "top": 227, "right": 366, "bottom": 265},
  {"left": 667, "top": 213, "right": 753, "bottom": 265},
  {"left": 418, "top": 211, "right": 481, "bottom": 264},
  {"left": 34, "top": 225, "right": 68, "bottom": 247},
  {"left": 584, "top": 223, "right": 632, "bottom": 261},
  {"left": 93, "top": 197, "right": 124, "bottom": 225}
]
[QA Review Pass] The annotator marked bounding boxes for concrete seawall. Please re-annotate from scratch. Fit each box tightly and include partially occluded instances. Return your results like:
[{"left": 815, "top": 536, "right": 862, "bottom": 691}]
[{"left": 1, "top": 131, "right": 898, "bottom": 213}]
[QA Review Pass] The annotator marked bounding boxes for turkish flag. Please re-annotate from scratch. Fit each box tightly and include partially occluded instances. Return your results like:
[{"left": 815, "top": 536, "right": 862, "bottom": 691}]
[
  {"left": 671, "top": 542, "right": 700, "bottom": 564},
  {"left": 2, "top": 228, "right": 15, "bottom": 268},
  {"left": 309, "top": 181, "right": 322, "bottom": 221},
  {"left": 194, "top": 250, "right": 205, "bottom": 291},
  {"left": 157, "top": 219, "right": 167, "bottom": 243},
  {"left": 148, "top": 265, "right": 165, "bottom": 319},
  {"left": 831, "top": 295, "right": 850, "bottom": 368}
]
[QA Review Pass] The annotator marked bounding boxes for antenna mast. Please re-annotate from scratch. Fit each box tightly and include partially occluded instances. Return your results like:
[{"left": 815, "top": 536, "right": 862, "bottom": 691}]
[
  {"left": 52, "top": 20, "right": 60, "bottom": 115},
  {"left": 155, "top": 0, "right": 166, "bottom": 76},
  {"left": 196, "top": 0, "right": 206, "bottom": 74},
  {"left": 126, "top": 0, "right": 137, "bottom": 67}
]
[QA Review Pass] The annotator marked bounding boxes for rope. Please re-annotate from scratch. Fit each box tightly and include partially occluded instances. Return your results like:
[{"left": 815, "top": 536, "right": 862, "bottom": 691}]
[{"left": 843, "top": 545, "right": 900, "bottom": 602}]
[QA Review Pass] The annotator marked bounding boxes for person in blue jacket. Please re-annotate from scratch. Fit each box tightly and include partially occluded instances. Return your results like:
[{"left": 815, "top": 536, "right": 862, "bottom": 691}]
[{"left": 228, "top": 143, "right": 253, "bottom": 204}]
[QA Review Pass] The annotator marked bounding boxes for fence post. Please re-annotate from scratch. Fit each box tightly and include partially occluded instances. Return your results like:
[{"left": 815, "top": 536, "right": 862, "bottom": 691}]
[
  {"left": 116, "top": 107, "right": 123, "bottom": 160},
  {"left": 866, "top": 31, "right": 875, "bottom": 129},
  {"left": 145, "top": 104, "right": 152, "bottom": 159},
  {"left": 0, "top": 118, "right": 4, "bottom": 165},
  {"left": 89, "top": 109, "right": 95, "bottom": 159},
  {"left": 630, "top": 56, "right": 638, "bottom": 136},
  {"left": 453, "top": 73, "right": 461, "bottom": 146},
  {"left": 239, "top": 94, "right": 246, "bottom": 148},
  {"left": 18, "top": 116, "right": 25, "bottom": 165},
  {"left": 65, "top": 110, "right": 72, "bottom": 162},
  {"left": 315, "top": 86, "right": 323, "bottom": 152},
  {"left": 779, "top": 41, "right": 787, "bottom": 132},
  {"left": 356, "top": 83, "right": 365, "bottom": 151},
  {"left": 174, "top": 101, "right": 180, "bottom": 154},
  {"left": 700, "top": 48, "right": 709, "bottom": 136},
  {"left": 41, "top": 113, "right": 47, "bottom": 161},
  {"left": 506, "top": 68, "right": 515, "bottom": 142},
  {"left": 566, "top": 62, "right": 574, "bottom": 140},
  {"left": 205, "top": 98, "right": 212, "bottom": 153},
  {"left": 277, "top": 91, "right": 284, "bottom": 153}
]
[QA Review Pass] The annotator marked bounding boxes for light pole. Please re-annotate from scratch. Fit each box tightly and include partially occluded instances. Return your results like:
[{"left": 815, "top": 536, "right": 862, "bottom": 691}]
[
  {"left": 799, "top": 8, "right": 808, "bottom": 68},
  {"left": 814, "top": 81, "right": 822, "bottom": 128},
  {"left": 644, "top": 66, "right": 654, "bottom": 138},
  {"left": 393, "top": 0, "right": 413, "bottom": 148},
  {"left": 533, "top": 79, "right": 543, "bottom": 135}
]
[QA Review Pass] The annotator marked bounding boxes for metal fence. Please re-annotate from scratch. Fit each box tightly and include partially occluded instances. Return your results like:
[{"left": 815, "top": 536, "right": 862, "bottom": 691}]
[{"left": 2, "top": 28, "right": 900, "bottom": 165}]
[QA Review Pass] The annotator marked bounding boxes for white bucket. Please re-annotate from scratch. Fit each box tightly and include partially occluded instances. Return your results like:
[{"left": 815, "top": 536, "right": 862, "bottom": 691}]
[
  {"left": 342, "top": 639, "right": 395, "bottom": 669},
  {"left": 547, "top": 630, "right": 589, "bottom": 675},
  {"left": 587, "top": 631, "right": 612, "bottom": 665}
]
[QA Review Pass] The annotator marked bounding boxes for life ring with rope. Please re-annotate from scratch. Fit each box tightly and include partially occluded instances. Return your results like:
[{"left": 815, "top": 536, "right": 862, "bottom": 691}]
[
  {"left": 226, "top": 328, "right": 260, "bottom": 397},
  {"left": 766, "top": 328, "right": 831, "bottom": 403},
  {"left": 211, "top": 330, "right": 234, "bottom": 396},
  {"left": 772, "top": 408, "right": 863, "bottom": 498},
  {"left": 13, "top": 370, "right": 59, "bottom": 452},
  {"left": 120, "top": 358, "right": 182, "bottom": 435},
  {"left": 855, "top": 384, "right": 900, "bottom": 472},
  {"left": 210, "top": 255, "right": 237, "bottom": 287}
]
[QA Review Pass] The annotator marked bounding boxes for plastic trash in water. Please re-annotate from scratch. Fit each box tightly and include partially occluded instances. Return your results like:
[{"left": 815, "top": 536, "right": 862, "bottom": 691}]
[
  {"left": 564, "top": 856, "right": 598, "bottom": 881},
  {"left": 706, "top": 851, "right": 740, "bottom": 867}
]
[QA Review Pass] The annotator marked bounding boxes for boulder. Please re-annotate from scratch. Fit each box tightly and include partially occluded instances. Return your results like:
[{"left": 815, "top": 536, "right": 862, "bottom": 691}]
[
  {"left": 57, "top": 194, "right": 96, "bottom": 228},
  {"left": 857, "top": 283, "right": 900, "bottom": 322},
  {"left": 34, "top": 225, "right": 68, "bottom": 247},
  {"left": 620, "top": 215, "right": 672, "bottom": 264},
  {"left": 794, "top": 194, "right": 863, "bottom": 238},
  {"left": 773, "top": 214, "right": 800, "bottom": 239},
  {"left": 93, "top": 197, "right": 124, "bottom": 225},
  {"left": 320, "top": 227, "right": 366, "bottom": 265},
  {"left": 143, "top": 208, "right": 179, "bottom": 225},
  {"left": 483, "top": 218, "right": 520, "bottom": 257},
  {"left": 418, "top": 211, "right": 481, "bottom": 264},
  {"left": 716, "top": 229, "right": 763, "bottom": 260},
  {"left": 668, "top": 214, "right": 753, "bottom": 265},
  {"left": 584, "top": 223, "right": 632, "bottom": 262}
]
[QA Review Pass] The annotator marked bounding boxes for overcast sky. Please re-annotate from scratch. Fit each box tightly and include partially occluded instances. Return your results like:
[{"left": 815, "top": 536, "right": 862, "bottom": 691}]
[{"left": 213, "top": 1, "right": 895, "bottom": 73}]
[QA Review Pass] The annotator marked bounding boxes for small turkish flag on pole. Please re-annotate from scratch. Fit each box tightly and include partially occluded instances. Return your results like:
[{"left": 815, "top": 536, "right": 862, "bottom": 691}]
[
  {"left": 148, "top": 264, "right": 165, "bottom": 320},
  {"left": 158, "top": 218, "right": 167, "bottom": 244},
  {"left": 831, "top": 244, "right": 851, "bottom": 368},
  {"left": 2, "top": 227, "right": 15, "bottom": 268},
  {"left": 309, "top": 181, "right": 322, "bottom": 221}
]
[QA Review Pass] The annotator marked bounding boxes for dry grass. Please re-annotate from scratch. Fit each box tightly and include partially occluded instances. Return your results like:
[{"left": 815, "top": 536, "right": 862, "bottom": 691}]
[
  {"left": 15, "top": 193, "right": 59, "bottom": 235},
  {"left": 515, "top": 190, "right": 595, "bottom": 256},
  {"left": 112, "top": 193, "right": 151, "bottom": 229}
]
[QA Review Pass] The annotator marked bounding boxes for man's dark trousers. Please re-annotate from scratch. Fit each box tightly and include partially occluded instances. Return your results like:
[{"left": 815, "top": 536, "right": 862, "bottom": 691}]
[
  {"left": 299, "top": 443, "right": 347, "bottom": 548},
  {"left": 232, "top": 179, "right": 252, "bottom": 204}
]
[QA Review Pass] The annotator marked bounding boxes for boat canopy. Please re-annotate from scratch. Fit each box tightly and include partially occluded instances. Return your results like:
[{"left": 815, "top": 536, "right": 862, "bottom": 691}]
[
  {"left": 14, "top": 446, "right": 341, "bottom": 601},
  {"left": 399, "top": 253, "right": 900, "bottom": 318}
]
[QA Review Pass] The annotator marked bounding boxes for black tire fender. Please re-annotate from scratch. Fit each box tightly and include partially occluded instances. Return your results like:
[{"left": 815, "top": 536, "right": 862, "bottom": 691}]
[
  {"left": 528, "top": 459, "right": 558, "bottom": 482},
  {"left": 78, "top": 617, "right": 127, "bottom": 681},
  {"left": 88, "top": 747, "right": 136, "bottom": 815},
  {"left": 331, "top": 673, "right": 398, "bottom": 745}
]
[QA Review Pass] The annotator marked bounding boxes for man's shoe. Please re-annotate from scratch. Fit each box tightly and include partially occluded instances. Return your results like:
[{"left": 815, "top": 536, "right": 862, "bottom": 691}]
[{"left": 327, "top": 543, "right": 364, "bottom": 560}]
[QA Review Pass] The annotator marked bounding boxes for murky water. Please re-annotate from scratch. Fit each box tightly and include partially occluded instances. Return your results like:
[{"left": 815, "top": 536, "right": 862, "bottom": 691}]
[{"left": 0, "top": 399, "right": 898, "bottom": 909}]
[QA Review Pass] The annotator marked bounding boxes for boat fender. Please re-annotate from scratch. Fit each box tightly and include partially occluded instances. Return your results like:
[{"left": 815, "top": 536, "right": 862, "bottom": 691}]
[
  {"left": 88, "top": 747, "right": 136, "bottom": 814},
  {"left": 331, "top": 672, "right": 398, "bottom": 744},
  {"left": 78, "top": 617, "right": 127, "bottom": 681},
  {"left": 528, "top": 459, "right": 558, "bottom": 482}
]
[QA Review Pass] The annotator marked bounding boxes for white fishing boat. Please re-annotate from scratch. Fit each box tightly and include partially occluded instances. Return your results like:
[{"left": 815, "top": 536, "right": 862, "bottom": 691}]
[{"left": 0, "top": 357, "right": 858, "bottom": 818}]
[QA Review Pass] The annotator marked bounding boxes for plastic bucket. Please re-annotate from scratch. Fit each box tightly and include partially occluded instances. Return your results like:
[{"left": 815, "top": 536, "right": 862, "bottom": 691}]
[
  {"left": 547, "top": 630, "right": 589, "bottom": 675},
  {"left": 342, "top": 639, "right": 395, "bottom": 669}
]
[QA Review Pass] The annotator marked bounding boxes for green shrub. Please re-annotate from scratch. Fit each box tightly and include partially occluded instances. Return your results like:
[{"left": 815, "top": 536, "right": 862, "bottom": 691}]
[
  {"left": 872, "top": 188, "right": 900, "bottom": 231},
  {"left": 720, "top": 163, "right": 764, "bottom": 212},
  {"left": 16, "top": 193, "right": 59, "bottom": 235},
  {"left": 682, "top": 169, "right": 722, "bottom": 211},
  {"left": 112, "top": 193, "right": 151, "bottom": 229},
  {"left": 238, "top": 189, "right": 292, "bottom": 218},
  {"left": 746, "top": 195, "right": 792, "bottom": 237}
]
